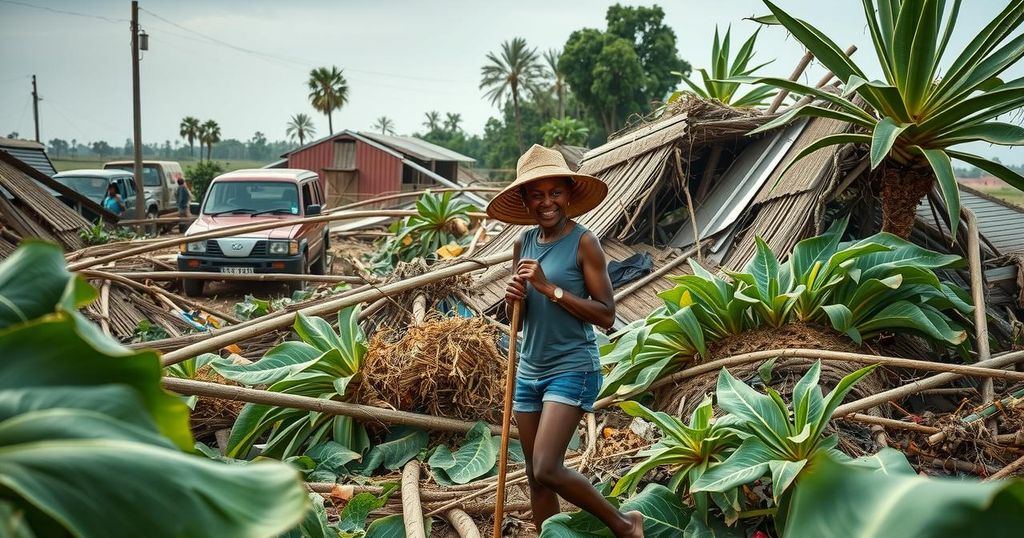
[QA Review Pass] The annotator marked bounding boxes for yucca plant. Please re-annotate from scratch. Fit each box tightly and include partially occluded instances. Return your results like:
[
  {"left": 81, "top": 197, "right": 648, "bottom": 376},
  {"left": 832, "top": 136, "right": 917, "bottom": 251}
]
[
  {"left": 746, "top": 0, "right": 1024, "bottom": 238},
  {"left": 367, "top": 191, "right": 477, "bottom": 273},
  {"left": 691, "top": 361, "right": 878, "bottom": 505},
  {"left": 659, "top": 260, "right": 755, "bottom": 340},
  {"left": 614, "top": 397, "right": 742, "bottom": 530},
  {"left": 218, "top": 307, "right": 369, "bottom": 459},
  {"left": 671, "top": 25, "right": 776, "bottom": 107}
]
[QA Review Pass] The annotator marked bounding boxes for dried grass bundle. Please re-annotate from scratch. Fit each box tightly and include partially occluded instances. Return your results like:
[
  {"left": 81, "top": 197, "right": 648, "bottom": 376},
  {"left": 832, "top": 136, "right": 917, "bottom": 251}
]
[
  {"left": 359, "top": 316, "right": 506, "bottom": 423},
  {"left": 190, "top": 365, "right": 245, "bottom": 440}
]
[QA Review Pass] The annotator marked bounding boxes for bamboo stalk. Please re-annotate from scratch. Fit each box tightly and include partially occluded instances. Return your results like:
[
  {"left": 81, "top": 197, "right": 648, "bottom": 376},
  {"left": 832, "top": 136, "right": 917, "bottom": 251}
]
[
  {"left": 402, "top": 461, "right": 426, "bottom": 538},
  {"left": 961, "top": 386, "right": 1024, "bottom": 424},
  {"left": 963, "top": 209, "right": 994, "bottom": 428},
  {"left": 161, "top": 377, "right": 514, "bottom": 437},
  {"left": 445, "top": 509, "right": 482, "bottom": 538},
  {"left": 597, "top": 348, "right": 1024, "bottom": 410},
  {"left": 99, "top": 280, "right": 111, "bottom": 337},
  {"left": 766, "top": 50, "right": 815, "bottom": 115},
  {"left": 612, "top": 243, "right": 702, "bottom": 302},
  {"left": 160, "top": 252, "right": 511, "bottom": 366},
  {"left": 100, "top": 271, "right": 366, "bottom": 284},
  {"left": 306, "top": 483, "right": 461, "bottom": 502},
  {"left": 843, "top": 413, "right": 940, "bottom": 434},
  {"left": 84, "top": 270, "right": 241, "bottom": 325},
  {"left": 117, "top": 216, "right": 195, "bottom": 225},
  {"left": 493, "top": 300, "right": 522, "bottom": 538},
  {"left": 67, "top": 209, "right": 489, "bottom": 272},
  {"left": 784, "top": 45, "right": 858, "bottom": 112},
  {"left": 988, "top": 454, "right": 1024, "bottom": 480},
  {"left": 331, "top": 187, "right": 501, "bottom": 212}
]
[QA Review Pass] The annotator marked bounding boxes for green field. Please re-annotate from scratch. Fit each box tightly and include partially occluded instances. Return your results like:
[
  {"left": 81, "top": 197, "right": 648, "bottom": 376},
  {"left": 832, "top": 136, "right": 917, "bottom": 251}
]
[
  {"left": 51, "top": 158, "right": 270, "bottom": 174},
  {"left": 972, "top": 186, "right": 1024, "bottom": 209}
]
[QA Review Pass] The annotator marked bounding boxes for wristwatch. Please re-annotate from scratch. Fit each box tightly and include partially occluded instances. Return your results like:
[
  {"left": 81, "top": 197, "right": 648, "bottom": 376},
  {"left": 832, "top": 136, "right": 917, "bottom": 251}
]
[{"left": 550, "top": 286, "right": 564, "bottom": 303}]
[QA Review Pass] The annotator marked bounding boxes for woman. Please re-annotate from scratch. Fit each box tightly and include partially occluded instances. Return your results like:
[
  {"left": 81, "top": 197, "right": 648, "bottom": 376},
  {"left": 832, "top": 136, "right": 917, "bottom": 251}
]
[
  {"left": 486, "top": 145, "right": 644, "bottom": 537},
  {"left": 102, "top": 183, "right": 126, "bottom": 216}
]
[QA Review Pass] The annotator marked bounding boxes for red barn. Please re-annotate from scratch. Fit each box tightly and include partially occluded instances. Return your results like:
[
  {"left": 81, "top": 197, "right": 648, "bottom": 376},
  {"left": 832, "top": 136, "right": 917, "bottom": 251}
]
[{"left": 272, "top": 131, "right": 477, "bottom": 208}]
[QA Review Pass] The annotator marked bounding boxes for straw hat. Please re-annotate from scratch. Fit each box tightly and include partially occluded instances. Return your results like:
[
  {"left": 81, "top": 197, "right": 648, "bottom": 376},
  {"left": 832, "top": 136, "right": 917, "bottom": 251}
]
[{"left": 486, "top": 144, "right": 607, "bottom": 225}]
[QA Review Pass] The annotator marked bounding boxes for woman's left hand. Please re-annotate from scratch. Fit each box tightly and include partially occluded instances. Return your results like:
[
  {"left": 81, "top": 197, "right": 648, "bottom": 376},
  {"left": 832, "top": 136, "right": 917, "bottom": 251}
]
[{"left": 517, "top": 259, "right": 552, "bottom": 295}]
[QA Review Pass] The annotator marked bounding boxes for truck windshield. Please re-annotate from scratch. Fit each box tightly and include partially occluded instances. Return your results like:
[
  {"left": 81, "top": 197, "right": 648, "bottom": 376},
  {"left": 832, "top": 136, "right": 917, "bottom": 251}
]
[
  {"left": 54, "top": 176, "right": 117, "bottom": 203},
  {"left": 203, "top": 181, "right": 300, "bottom": 215},
  {"left": 106, "top": 164, "right": 161, "bottom": 186}
]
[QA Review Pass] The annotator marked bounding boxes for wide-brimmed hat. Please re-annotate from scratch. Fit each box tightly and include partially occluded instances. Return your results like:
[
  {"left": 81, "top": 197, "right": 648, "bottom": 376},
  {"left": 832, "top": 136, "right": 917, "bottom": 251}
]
[{"left": 486, "top": 144, "right": 607, "bottom": 225}]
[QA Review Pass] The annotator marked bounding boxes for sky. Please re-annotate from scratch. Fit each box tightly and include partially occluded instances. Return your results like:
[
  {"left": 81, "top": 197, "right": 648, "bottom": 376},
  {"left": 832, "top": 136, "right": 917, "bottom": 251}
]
[{"left": 1, "top": 0, "right": 1022, "bottom": 165}]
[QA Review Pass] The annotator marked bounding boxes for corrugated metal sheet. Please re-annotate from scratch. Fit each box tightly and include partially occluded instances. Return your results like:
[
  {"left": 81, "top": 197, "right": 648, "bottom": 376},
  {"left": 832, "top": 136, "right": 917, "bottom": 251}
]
[
  {"left": 0, "top": 154, "right": 90, "bottom": 250},
  {"left": 287, "top": 139, "right": 334, "bottom": 191},
  {"left": 754, "top": 116, "right": 852, "bottom": 204},
  {"left": 360, "top": 132, "right": 476, "bottom": 163},
  {"left": 920, "top": 185, "right": 1024, "bottom": 254},
  {"left": 332, "top": 141, "right": 357, "bottom": 170},
  {"left": 0, "top": 141, "right": 56, "bottom": 177}
]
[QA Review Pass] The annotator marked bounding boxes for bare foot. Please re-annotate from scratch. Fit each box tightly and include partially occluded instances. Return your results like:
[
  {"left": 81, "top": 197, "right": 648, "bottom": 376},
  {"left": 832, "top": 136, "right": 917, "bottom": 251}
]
[{"left": 621, "top": 511, "right": 644, "bottom": 538}]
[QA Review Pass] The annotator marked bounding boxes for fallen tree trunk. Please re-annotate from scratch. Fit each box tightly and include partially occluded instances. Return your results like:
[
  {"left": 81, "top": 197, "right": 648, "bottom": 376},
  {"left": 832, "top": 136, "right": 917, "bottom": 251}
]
[
  {"left": 100, "top": 271, "right": 366, "bottom": 284},
  {"left": 402, "top": 461, "right": 426, "bottom": 538},
  {"left": 161, "top": 377, "right": 516, "bottom": 438},
  {"left": 160, "top": 253, "right": 511, "bottom": 366}
]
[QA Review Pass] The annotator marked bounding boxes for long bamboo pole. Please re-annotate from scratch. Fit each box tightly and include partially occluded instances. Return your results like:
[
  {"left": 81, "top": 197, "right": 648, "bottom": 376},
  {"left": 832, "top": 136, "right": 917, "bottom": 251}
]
[
  {"left": 611, "top": 243, "right": 702, "bottom": 302},
  {"left": 766, "top": 50, "right": 814, "bottom": 115},
  {"left": 95, "top": 270, "right": 366, "bottom": 284},
  {"left": 160, "top": 253, "right": 511, "bottom": 365},
  {"left": 161, "top": 377, "right": 514, "bottom": 437},
  {"left": 331, "top": 187, "right": 501, "bottom": 212},
  {"left": 67, "top": 209, "right": 489, "bottom": 271},
  {"left": 493, "top": 301, "right": 522, "bottom": 538},
  {"left": 963, "top": 209, "right": 994, "bottom": 427},
  {"left": 595, "top": 348, "right": 1024, "bottom": 410}
]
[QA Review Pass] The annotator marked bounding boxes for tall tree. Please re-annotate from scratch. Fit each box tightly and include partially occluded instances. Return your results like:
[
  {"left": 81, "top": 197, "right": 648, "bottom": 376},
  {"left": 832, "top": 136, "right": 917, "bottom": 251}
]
[
  {"left": 561, "top": 4, "right": 690, "bottom": 135},
  {"left": 200, "top": 120, "right": 221, "bottom": 161},
  {"left": 179, "top": 116, "right": 201, "bottom": 158},
  {"left": 307, "top": 66, "right": 349, "bottom": 135},
  {"left": 423, "top": 111, "right": 441, "bottom": 132},
  {"left": 372, "top": 116, "right": 396, "bottom": 135},
  {"left": 48, "top": 138, "right": 68, "bottom": 157},
  {"left": 444, "top": 112, "right": 463, "bottom": 133},
  {"left": 285, "top": 113, "right": 316, "bottom": 146},
  {"left": 91, "top": 141, "right": 111, "bottom": 159},
  {"left": 480, "top": 37, "right": 545, "bottom": 154},
  {"left": 544, "top": 48, "right": 567, "bottom": 119}
]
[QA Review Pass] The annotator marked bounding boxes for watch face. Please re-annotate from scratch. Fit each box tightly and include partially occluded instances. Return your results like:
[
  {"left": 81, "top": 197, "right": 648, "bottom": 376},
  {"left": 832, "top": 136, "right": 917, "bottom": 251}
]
[{"left": 554, "top": 287, "right": 564, "bottom": 299}]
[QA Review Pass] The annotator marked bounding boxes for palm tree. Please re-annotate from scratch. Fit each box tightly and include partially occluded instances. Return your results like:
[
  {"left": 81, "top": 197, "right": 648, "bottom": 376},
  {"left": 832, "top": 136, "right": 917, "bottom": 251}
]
[
  {"left": 286, "top": 113, "right": 316, "bottom": 145},
  {"left": 544, "top": 48, "right": 567, "bottom": 119},
  {"left": 423, "top": 111, "right": 441, "bottom": 132},
  {"left": 480, "top": 37, "right": 544, "bottom": 153},
  {"left": 751, "top": 0, "right": 1024, "bottom": 238},
  {"left": 307, "top": 66, "right": 349, "bottom": 135},
  {"left": 444, "top": 112, "right": 462, "bottom": 133},
  {"left": 372, "top": 116, "right": 396, "bottom": 135},
  {"left": 179, "top": 116, "right": 201, "bottom": 158},
  {"left": 200, "top": 120, "right": 221, "bottom": 161}
]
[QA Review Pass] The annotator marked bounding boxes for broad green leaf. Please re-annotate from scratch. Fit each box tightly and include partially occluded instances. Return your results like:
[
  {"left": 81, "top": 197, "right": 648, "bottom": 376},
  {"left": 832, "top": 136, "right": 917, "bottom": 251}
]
[
  {"left": 0, "top": 315, "right": 191, "bottom": 450},
  {"left": 948, "top": 149, "right": 1024, "bottom": 191},
  {"left": 305, "top": 441, "right": 362, "bottom": 479},
  {"left": 691, "top": 437, "right": 774, "bottom": 493},
  {"left": 294, "top": 312, "right": 343, "bottom": 354},
  {"left": 917, "top": 146, "right": 961, "bottom": 237},
  {"left": 541, "top": 484, "right": 690, "bottom": 538},
  {"left": 714, "top": 368, "right": 791, "bottom": 453},
  {"left": 365, "top": 513, "right": 431, "bottom": 538},
  {"left": 426, "top": 422, "right": 497, "bottom": 485},
  {"left": 818, "top": 364, "right": 879, "bottom": 436},
  {"left": 869, "top": 117, "right": 911, "bottom": 168},
  {"left": 791, "top": 361, "right": 824, "bottom": 431},
  {"left": 337, "top": 491, "right": 389, "bottom": 534},
  {"left": 0, "top": 410, "right": 306, "bottom": 538},
  {"left": 212, "top": 341, "right": 321, "bottom": 385},
  {"left": 783, "top": 451, "right": 1024, "bottom": 537},
  {"left": 0, "top": 241, "right": 95, "bottom": 330},
  {"left": 359, "top": 426, "right": 428, "bottom": 474},
  {"left": 768, "top": 458, "right": 807, "bottom": 503},
  {"left": 279, "top": 493, "right": 337, "bottom": 538}
]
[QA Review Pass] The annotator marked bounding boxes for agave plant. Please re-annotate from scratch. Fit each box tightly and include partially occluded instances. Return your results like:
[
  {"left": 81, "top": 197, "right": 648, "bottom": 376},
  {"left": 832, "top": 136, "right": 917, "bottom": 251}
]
[
  {"left": 671, "top": 25, "right": 776, "bottom": 107},
  {"left": 366, "top": 191, "right": 477, "bottom": 273},
  {"left": 218, "top": 307, "right": 369, "bottom": 460},
  {"left": 747, "top": 0, "right": 1024, "bottom": 238},
  {"left": 691, "top": 361, "right": 878, "bottom": 505}
]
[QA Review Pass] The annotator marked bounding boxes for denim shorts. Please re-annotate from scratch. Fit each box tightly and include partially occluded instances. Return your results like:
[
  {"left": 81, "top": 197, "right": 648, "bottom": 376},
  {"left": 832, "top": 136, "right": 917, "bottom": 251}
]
[{"left": 513, "top": 370, "right": 602, "bottom": 413}]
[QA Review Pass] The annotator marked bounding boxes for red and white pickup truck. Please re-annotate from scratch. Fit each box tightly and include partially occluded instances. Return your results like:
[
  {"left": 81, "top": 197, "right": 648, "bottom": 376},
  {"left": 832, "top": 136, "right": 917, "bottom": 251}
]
[{"left": 177, "top": 169, "right": 329, "bottom": 296}]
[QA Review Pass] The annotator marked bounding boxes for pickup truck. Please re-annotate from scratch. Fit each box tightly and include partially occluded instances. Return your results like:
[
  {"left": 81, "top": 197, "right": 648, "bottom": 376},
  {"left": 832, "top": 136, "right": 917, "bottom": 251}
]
[{"left": 176, "top": 169, "right": 329, "bottom": 296}]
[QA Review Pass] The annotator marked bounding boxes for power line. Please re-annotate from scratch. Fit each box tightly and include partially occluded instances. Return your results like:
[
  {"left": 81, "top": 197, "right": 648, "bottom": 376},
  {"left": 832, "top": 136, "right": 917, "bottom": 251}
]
[{"left": 0, "top": 0, "right": 126, "bottom": 23}]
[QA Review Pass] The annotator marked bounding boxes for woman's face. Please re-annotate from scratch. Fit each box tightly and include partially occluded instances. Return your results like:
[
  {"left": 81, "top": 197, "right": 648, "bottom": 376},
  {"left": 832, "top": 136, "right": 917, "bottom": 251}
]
[
  {"left": 107, "top": 185, "right": 117, "bottom": 196},
  {"left": 523, "top": 178, "right": 573, "bottom": 227}
]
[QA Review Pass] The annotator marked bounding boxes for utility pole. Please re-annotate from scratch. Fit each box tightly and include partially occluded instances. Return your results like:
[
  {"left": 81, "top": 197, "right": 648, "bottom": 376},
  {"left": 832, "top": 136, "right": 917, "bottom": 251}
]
[
  {"left": 31, "top": 75, "right": 39, "bottom": 143},
  {"left": 130, "top": 0, "right": 145, "bottom": 222}
]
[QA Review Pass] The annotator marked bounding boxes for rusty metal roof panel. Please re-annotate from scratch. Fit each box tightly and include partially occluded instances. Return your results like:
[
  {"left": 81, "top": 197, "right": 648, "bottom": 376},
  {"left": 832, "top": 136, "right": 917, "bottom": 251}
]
[
  {"left": 920, "top": 185, "right": 1024, "bottom": 254},
  {"left": 359, "top": 133, "right": 475, "bottom": 163}
]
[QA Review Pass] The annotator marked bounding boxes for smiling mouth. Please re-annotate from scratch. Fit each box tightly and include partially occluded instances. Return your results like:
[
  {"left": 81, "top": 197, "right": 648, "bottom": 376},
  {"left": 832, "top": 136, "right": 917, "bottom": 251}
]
[{"left": 539, "top": 209, "right": 559, "bottom": 219}]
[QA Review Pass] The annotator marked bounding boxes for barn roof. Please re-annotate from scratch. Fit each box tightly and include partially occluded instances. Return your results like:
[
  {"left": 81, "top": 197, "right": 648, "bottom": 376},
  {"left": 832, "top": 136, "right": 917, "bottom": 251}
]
[{"left": 0, "top": 137, "right": 56, "bottom": 176}]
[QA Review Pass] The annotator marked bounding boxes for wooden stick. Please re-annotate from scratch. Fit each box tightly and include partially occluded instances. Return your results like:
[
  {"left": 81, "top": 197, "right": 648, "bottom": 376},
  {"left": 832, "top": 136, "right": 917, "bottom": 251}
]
[
  {"left": 493, "top": 300, "right": 522, "bottom": 538},
  {"left": 963, "top": 208, "right": 994, "bottom": 427},
  {"left": 99, "top": 280, "right": 111, "bottom": 337},
  {"left": 67, "top": 209, "right": 489, "bottom": 271},
  {"left": 597, "top": 348, "right": 1024, "bottom": 410},
  {"left": 161, "top": 377, "right": 514, "bottom": 437},
  {"left": 445, "top": 509, "right": 482, "bottom": 538},
  {"left": 99, "top": 271, "right": 366, "bottom": 284},
  {"left": 988, "top": 454, "right": 1024, "bottom": 480},
  {"left": 412, "top": 294, "right": 427, "bottom": 324},
  {"left": 402, "top": 461, "right": 426, "bottom": 538},
  {"left": 675, "top": 148, "right": 703, "bottom": 264},
  {"left": 331, "top": 187, "right": 501, "bottom": 212},
  {"left": 783, "top": 45, "right": 858, "bottom": 113},
  {"left": 84, "top": 270, "right": 241, "bottom": 325},
  {"left": 612, "top": 243, "right": 702, "bottom": 303},
  {"left": 464, "top": 221, "right": 487, "bottom": 259},
  {"left": 766, "top": 50, "right": 815, "bottom": 114},
  {"left": 843, "top": 413, "right": 940, "bottom": 434},
  {"left": 160, "top": 252, "right": 511, "bottom": 366}
]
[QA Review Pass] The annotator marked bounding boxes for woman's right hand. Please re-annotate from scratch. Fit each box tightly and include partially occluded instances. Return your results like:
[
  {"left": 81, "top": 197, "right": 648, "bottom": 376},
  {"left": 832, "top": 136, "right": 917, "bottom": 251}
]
[{"left": 505, "top": 275, "right": 526, "bottom": 305}]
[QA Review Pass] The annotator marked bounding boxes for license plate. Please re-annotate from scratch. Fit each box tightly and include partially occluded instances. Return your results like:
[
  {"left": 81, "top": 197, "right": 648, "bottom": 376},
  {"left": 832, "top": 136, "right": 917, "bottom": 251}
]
[{"left": 220, "top": 267, "right": 254, "bottom": 274}]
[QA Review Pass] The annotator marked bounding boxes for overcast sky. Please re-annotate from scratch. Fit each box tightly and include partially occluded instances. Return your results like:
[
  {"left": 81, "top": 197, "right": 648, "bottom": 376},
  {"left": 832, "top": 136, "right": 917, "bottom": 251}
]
[{"left": 1, "top": 0, "right": 1022, "bottom": 165}]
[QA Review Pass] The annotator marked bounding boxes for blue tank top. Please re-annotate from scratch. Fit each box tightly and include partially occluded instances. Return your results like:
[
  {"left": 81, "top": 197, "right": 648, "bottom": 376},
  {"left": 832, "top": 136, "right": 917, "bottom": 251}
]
[
  {"left": 518, "top": 222, "right": 600, "bottom": 378},
  {"left": 102, "top": 195, "right": 123, "bottom": 215}
]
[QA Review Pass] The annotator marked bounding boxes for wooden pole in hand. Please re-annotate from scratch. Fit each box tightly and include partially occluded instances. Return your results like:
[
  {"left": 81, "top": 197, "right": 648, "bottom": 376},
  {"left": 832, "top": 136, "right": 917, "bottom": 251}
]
[{"left": 493, "top": 300, "right": 522, "bottom": 538}]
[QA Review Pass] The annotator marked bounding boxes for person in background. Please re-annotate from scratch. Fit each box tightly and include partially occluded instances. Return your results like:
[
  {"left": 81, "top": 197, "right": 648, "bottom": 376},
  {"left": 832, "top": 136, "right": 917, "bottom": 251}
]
[
  {"left": 102, "top": 183, "right": 126, "bottom": 217},
  {"left": 175, "top": 178, "right": 191, "bottom": 233}
]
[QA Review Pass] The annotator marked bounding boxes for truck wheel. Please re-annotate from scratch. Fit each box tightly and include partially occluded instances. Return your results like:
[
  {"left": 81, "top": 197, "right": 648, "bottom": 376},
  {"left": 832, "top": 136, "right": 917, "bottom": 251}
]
[
  {"left": 145, "top": 208, "right": 159, "bottom": 237},
  {"left": 310, "top": 251, "right": 326, "bottom": 275},
  {"left": 182, "top": 278, "right": 204, "bottom": 297},
  {"left": 287, "top": 256, "right": 307, "bottom": 294}
]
